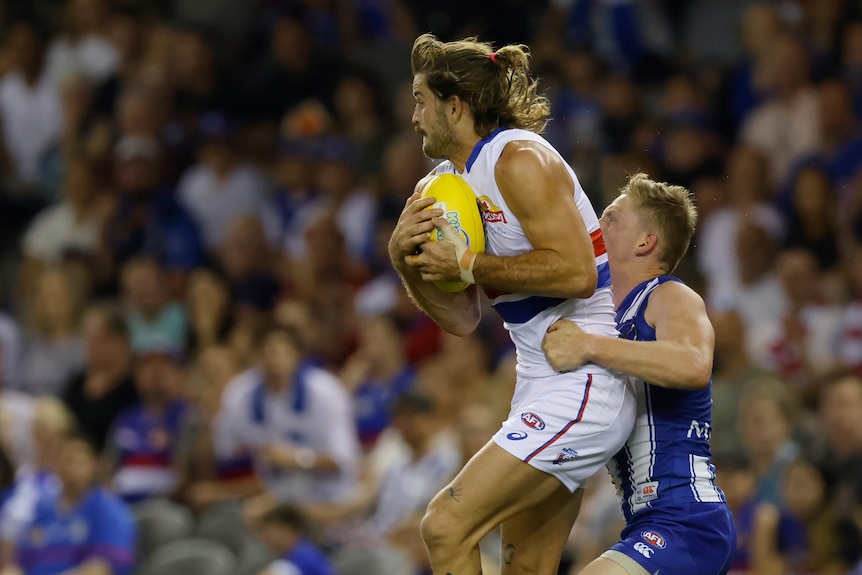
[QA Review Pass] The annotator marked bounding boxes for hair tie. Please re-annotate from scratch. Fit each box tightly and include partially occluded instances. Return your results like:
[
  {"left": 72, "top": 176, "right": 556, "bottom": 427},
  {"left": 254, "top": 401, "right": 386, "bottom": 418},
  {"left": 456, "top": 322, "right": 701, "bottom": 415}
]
[{"left": 489, "top": 52, "right": 497, "bottom": 64}]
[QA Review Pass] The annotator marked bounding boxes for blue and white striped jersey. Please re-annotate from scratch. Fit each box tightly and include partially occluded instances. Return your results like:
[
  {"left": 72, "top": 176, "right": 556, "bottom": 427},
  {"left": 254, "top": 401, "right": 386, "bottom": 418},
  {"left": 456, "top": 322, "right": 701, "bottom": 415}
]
[{"left": 608, "top": 276, "right": 726, "bottom": 521}]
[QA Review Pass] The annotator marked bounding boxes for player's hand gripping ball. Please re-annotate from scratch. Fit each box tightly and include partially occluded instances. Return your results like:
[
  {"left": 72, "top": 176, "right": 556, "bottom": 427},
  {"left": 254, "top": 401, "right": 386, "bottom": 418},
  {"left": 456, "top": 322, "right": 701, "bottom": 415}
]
[{"left": 418, "top": 174, "right": 486, "bottom": 292}]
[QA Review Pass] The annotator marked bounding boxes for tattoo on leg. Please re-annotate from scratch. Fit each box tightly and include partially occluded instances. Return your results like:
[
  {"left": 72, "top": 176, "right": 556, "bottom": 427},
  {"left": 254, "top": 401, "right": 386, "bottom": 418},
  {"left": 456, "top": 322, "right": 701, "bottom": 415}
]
[
  {"left": 503, "top": 543, "right": 515, "bottom": 565},
  {"left": 441, "top": 481, "right": 463, "bottom": 502}
]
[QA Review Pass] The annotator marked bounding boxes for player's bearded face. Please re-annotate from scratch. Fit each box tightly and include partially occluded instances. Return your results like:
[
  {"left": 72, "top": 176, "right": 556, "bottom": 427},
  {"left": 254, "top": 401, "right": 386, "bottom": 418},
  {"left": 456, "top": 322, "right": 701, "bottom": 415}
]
[{"left": 422, "top": 102, "right": 459, "bottom": 159}]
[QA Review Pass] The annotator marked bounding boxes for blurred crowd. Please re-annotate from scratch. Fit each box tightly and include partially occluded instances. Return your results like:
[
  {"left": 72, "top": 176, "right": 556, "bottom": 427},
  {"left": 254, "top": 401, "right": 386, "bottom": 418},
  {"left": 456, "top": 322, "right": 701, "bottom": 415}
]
[{"left": 0, "top": 0, "right": 859, "bottom": 574}]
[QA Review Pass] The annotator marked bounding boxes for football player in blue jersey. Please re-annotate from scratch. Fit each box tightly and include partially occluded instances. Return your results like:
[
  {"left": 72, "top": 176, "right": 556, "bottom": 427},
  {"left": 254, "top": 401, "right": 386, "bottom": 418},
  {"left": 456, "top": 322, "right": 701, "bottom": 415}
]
[{"left": 542, "top": 173, "right": 736, "bottom": 575}]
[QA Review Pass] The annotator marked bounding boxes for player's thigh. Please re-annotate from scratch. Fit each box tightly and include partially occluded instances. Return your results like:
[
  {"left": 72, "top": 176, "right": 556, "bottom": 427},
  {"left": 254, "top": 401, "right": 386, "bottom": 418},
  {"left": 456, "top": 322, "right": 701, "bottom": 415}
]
[
  {"left": 500, "top": 486, "right": 583, "bottom": 575},
  {"left": 424, "top": 439, "right": 568, "bottom": 543},
  {"left": 579, "top": 555, "right": 649, "bottom": 575}
]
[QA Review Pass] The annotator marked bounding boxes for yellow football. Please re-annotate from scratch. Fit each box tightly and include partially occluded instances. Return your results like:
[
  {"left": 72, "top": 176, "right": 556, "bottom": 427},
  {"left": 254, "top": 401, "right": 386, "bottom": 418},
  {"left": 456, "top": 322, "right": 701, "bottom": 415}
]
[{"left": 419, "top": 173, "right": 486, "bottom": 292}]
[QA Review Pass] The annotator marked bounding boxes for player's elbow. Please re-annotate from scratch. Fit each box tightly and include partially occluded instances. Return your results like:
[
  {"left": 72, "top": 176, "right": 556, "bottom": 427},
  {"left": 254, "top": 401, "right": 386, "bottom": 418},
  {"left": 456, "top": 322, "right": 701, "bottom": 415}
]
[
  {"left": 557, "top": 263, "right": 597, "bottom": 299},
  {"left": 684, "top": 357, "right": 712, "bottom": 390}
]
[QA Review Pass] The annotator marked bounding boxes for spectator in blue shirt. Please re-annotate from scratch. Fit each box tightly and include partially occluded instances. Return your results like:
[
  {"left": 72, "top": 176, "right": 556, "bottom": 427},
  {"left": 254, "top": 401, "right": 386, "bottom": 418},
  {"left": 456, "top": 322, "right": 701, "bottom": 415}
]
[
  {"left": 6, "top": 429, "right": 136, "bottom": 575},
  {"left": 255, "top": 503, "right": 335, "bottom": 575},
  {"left": 104, "top": 136, "right": 204, "bottom": 294}
]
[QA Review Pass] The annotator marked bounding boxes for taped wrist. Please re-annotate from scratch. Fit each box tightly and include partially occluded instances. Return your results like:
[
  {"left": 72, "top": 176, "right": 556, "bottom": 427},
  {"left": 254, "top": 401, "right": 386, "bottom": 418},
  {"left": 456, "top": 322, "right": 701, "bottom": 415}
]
[{"left": 458, "top": 247, "right": 477, "bottom": 285}]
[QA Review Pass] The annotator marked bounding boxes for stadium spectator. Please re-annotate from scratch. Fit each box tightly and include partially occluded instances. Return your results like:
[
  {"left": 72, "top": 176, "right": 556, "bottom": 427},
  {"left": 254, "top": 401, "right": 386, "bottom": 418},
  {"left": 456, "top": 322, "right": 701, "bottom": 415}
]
[
  {"left": 339, "top": 312, "right": 415, "bottom": 450},
  {"left": 3, "top": 429, "right": 136, "bottom": 575},
  {"left": 119, "top": 255, "right": 187, "bottom": 355},
  {"left": 104, "top": 349, "right": 189, "bottom": 504},
  {"left": 215, "top": 325, "right": 359, "bottom": 506},
  {"left": 17, "top": 267, "right": 85, "bottom": 396},
  {"left": 254, "top": 503, "right": 336, "bottom": 575},
  {"left": 62, "top": 303, "right": 137, "bottom": 451},
  {"left": 177, "top": 111, "right": 278, "bottom": 249},
  {"left": 0, "top": 398, "right": 73, "bottom": 565}
]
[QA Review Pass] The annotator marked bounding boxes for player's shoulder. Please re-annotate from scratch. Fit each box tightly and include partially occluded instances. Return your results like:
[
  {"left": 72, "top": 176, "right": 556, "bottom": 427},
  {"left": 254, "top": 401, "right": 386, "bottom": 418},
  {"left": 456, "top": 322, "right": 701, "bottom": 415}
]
[{"left": 648, "top": 278, "right": 707, "bottom": 313}]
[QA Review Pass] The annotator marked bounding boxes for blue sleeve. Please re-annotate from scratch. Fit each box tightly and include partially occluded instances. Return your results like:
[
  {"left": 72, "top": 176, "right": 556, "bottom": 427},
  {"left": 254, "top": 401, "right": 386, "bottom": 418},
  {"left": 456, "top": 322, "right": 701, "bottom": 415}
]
[{"left": 85, "top": 494, "right": 137, "bottom": 575}]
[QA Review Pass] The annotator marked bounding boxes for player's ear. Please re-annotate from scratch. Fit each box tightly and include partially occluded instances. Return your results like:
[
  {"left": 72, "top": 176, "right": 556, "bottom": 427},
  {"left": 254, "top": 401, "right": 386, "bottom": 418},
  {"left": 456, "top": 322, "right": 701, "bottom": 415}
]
[
  {"left": 448, "top": 95, "right": 464, "bottom": 120},
  {"left": 635, "top": 232, "right": 658, "bottom": 257}
]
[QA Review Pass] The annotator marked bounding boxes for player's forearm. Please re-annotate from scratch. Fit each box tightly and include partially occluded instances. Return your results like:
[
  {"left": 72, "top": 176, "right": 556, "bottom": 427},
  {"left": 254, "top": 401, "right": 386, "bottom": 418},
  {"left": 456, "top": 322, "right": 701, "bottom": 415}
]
[
  {"left": 473, "top": 250, "right": 597, "bottom": 299},
  {"left": 396, "top": 267, "right": 480, "bottom": 336},
  {"left": 586, "top": 335, "right": 711, "bottom": 390}
]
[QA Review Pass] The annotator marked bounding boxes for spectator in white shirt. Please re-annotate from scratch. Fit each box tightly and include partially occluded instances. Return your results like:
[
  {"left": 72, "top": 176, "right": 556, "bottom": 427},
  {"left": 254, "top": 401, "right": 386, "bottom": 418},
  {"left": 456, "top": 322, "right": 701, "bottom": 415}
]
[
  {"left": 0, "top": 19, "right": 63, "bottom": 188},
  {"left": 177, "top": 112, "right": 278, "bottom": 249},
  {"left": 216, "top": 325, "right": 359, "bottom": 506},
  {"left": 20, "top": 154, "right": 105, "bottom": 265},
  {"left": 45, "top": 0, "right": 119, "bottom": 87}
]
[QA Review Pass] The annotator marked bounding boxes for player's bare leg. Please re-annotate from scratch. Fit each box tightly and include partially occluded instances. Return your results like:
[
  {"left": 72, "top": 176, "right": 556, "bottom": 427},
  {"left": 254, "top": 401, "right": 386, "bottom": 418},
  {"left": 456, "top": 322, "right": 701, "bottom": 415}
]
[
  {"left": 578, "top": 554, "right": 651, "bottom": 575},
  {"left": 421, "top": 440, "right": 573, "bottom": 575},
  {"left": 500, "top": 486, "right": 584, "bottom": 575}
]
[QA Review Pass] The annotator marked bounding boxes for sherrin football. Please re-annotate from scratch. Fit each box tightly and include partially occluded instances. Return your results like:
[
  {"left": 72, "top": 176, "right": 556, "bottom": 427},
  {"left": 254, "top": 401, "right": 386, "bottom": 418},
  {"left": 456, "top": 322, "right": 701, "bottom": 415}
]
[{"left": 419, "top": 173, "right": 486, "bottom": 292}]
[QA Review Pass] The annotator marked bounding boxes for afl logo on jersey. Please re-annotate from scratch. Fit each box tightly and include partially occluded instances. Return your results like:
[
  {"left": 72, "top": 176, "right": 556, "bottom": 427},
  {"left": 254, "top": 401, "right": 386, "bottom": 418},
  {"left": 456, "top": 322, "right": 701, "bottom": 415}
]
[
  {"left": 641, "top": 530, "right": 666, "bottom": 549},
  {"left": 520, "top": 412, "right": 545, "bottom": 430}
]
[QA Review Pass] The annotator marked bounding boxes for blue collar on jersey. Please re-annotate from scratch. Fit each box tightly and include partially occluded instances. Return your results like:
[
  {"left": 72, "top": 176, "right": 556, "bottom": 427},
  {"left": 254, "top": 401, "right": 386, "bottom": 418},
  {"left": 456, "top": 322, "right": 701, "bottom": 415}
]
[
  {"left": 465, "top": 127, "right": 507, "bottom": 173},
  {"left": 251, "top": 362, "right": 311, "bottom": 423}
]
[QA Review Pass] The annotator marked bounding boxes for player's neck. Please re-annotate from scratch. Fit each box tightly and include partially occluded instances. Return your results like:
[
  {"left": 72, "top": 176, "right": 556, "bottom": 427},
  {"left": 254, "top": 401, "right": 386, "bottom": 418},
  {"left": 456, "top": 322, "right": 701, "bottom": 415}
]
[
  {"left": 610, "top": 261, "right": 667, "bottom": 309},
  {"left": 449, "top": 134, "right": 482, "bottom": 173}
]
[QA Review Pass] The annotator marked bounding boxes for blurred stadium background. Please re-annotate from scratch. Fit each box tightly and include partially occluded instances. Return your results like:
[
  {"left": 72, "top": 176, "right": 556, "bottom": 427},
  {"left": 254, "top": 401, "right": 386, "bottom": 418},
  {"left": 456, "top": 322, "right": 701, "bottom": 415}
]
[{"left": 0, "top": 0, "right": 859, "bottom": 574}]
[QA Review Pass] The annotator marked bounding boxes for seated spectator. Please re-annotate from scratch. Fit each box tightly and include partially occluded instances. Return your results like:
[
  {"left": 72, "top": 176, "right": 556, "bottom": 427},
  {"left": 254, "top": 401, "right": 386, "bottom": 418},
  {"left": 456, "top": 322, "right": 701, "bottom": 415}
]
[
  {"left": 0, "top": 18, "right": 62, "bottom": 191},
  {"left": 177, "top": 111, "right": 278, "bottom": 249},
  {"left": 339, "top": 313, "right": 415, "bottom": 450},
  {"left": 20, "top": 154, "right": 105, "bottom": 267},
  {"left": 104, "top": 350, "right": 189, "bottom": 504},
  {"left": 62, "top": 303, "right": 137, "bottom": 451},
  {"left": 736, "top": 376, "right": 801, "bottom": 506},
  {"left": 782, "top": 166, "right": 840, "bottom": 271},
  {"left": 254, "top": 504, "right": 336, "bottom": 575},
  {"left": 818, "top": 374, "right": 862, "bottom": 515},
  {"left": 184, "top": 266, "right": 235, "bottom": 357},
  {"left": 120, "top": 256, "right": 187, "bottom": 355},
  {"left": 45, "top": 0, "right": 119, "bottom": 87},
  {"left": 177, "top": 345, "right": 260, "bottom": 512},
  {"left": 303, "top": 391, "right": 460, "bottom": 549},
  {"left": 218, "top": 325, "right": 359, "bottom": 505},
  {"left": 104, "top": 136, "right": 204, "bottom": 290},
  {"left": 0, "top": 399, "right": 73, "bottom": 566},
  {"left": 838, "top": 246, "right": 862, "bottom": 374},
  {"left": 18, "top": 267, "right": 85, "bottom": 397},
  {"left": 3, "top": 429, "right": 136, "bottom": 575}
]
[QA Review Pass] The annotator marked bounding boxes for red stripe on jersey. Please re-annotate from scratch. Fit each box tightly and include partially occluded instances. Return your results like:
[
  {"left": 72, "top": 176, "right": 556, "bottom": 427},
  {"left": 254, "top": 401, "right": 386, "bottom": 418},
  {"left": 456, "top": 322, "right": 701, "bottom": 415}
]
[{"left": 590, "top": 228, "right": 606, "bottom": 257}]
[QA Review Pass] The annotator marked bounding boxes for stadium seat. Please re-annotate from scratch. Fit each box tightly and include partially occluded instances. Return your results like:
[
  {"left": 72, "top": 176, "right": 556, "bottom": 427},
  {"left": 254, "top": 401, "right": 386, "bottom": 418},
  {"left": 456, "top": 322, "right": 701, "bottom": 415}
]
[
  {"left": 132, "top": 499, "right": 195, "bottom": 558},
  {"left": 194, "top": 500, "right": 255, "bottom": 554},
  {"left": 330, "top": 544, "right": 414, "bottom": 575},
  {"left": 237, "top": 539, "right": 277, "bottom": 575},
  {"left": 135, "top": 538, "right": 236, "bottom": 575}
]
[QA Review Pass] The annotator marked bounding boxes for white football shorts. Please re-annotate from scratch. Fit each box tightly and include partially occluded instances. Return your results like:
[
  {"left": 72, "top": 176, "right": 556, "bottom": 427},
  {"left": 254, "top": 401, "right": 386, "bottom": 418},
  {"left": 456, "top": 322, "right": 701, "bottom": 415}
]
[{"left": 492, "top": 369, "right": 636, "bottom": 492}]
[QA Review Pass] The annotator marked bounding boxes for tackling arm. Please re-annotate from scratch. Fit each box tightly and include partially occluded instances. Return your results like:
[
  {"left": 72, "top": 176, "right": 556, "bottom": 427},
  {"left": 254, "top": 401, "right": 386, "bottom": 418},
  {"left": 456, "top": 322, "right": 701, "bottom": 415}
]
[{"left": 544, "top": 282, "right": 714, "bottom": 389}]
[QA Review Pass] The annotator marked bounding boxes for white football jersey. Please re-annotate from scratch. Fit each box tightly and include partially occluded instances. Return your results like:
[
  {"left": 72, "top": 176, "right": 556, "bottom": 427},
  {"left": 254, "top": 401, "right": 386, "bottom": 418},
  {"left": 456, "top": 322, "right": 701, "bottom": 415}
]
[{"left": 435, "top": 128, "right": 615, "bottom": 378}]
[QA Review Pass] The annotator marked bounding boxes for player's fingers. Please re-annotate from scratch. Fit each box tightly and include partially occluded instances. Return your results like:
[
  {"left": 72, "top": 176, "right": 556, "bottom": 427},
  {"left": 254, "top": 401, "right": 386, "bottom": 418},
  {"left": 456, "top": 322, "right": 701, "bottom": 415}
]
[
  {"left": 434, "top": 217, "right": 464, "bottom": 246},
  {"left": 407, "top": 195, "right": 437, "bottom": 212}
]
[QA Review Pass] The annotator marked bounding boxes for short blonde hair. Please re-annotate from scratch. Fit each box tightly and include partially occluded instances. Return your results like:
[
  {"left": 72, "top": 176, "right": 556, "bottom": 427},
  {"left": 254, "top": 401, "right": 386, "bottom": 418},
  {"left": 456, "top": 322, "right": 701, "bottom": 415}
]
[{"left": 622, "top": 173, "right": 697, "bottom": 273}]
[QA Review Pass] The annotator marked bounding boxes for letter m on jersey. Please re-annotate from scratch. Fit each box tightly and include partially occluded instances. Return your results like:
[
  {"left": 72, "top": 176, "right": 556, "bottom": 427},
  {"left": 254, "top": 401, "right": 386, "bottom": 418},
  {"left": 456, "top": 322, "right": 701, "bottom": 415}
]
[{"left": 686, "top": 419, "right": 711, "bottom": 441}]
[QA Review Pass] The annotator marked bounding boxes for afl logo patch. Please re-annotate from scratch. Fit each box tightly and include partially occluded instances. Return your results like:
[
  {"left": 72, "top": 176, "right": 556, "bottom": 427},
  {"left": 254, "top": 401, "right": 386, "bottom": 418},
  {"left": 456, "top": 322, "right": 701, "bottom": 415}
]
[
  {"left": 506, "top": 431, "right": 528, "bottom": 440},
  {"left": 641, "top": 530, "right": 666, "bottom": 549},
  {"left": 520, "top": 412, "right": 545, "bottom": 430}
]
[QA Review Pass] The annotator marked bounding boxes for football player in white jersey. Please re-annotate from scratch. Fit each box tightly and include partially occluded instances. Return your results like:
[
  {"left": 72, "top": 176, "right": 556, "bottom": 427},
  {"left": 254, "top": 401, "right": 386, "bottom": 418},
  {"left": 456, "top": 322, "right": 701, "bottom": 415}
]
[
  {"left": 388, "top": 34, "right": 635, "bottom": 575},
  {"left": 542, "top": 174, "right": 735, "bottom": 575}
]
